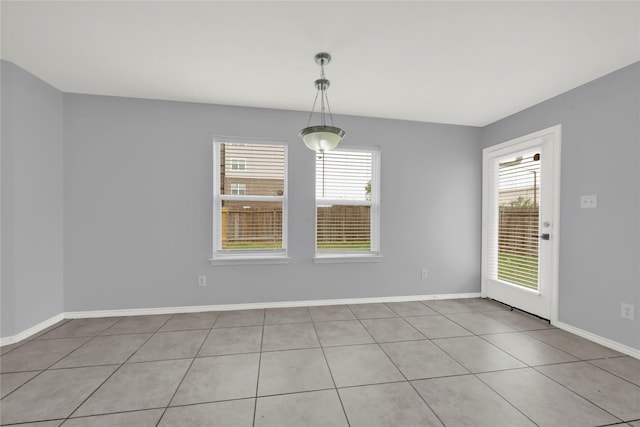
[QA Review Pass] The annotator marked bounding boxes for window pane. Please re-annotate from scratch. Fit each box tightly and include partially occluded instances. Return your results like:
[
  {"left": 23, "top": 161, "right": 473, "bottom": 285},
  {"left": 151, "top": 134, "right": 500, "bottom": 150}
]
[
  {"left": 221, "top": 144, "right": 285, "bottom": 196},
  {"left": 317, "top": 205, "right": 371, "bottom": 251},
  {"left": 231, "top": 183, "right": 246, "bottom": 195},
  {"left": 495, "top": 152, "right": 540, "bottom": 290},
  {"left": 221, "top": 200, "right": 283, "bottom": 250},
  {"left": 316, "top": 150, "right": 372, "bottom": 201}
]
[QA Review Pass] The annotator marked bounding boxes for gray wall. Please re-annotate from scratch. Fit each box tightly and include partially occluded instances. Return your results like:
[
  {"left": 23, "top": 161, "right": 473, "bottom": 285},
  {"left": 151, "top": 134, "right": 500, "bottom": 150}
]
[
  {"left": 6, "top": 58, "right": 636, "bottom": 352},
  {"left": 481, "top": 62, "right": 640, "bottom": 350},
  {"left": 1, "top": 61, "right": 64, "bottom": 337},
  {"left": 62, "top": 95, "right": 482, "bottom": 312}
]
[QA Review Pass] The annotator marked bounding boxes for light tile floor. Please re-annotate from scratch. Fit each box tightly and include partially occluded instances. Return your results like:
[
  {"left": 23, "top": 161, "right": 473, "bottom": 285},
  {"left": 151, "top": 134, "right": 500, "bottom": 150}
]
[{"left": 1, "top": 298, "right": 638, "bottom": 426}]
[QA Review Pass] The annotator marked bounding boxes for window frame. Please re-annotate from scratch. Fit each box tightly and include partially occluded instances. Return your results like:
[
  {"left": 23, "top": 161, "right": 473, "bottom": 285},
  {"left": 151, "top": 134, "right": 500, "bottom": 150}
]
[
  {"left": 211, "top": 137, "right": 289, "bottom": 265},
  {"left": 314, "top": 145, "right": 382, "bottom": 263}
]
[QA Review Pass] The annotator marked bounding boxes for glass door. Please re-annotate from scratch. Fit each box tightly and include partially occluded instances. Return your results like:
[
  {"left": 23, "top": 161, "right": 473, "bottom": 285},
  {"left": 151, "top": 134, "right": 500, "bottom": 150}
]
[{"left": 482, "top": 126, "right": 561, "bottom": 320}]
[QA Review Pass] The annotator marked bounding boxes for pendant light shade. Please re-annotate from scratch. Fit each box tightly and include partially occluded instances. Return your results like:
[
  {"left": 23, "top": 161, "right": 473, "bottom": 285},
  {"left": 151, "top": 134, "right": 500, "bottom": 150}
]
[
  {"left": 299, "top": 125, "right": 346, "bottom": 151},
  {"left": 299, "top": 53, "right": 345, "bottom": 151}
]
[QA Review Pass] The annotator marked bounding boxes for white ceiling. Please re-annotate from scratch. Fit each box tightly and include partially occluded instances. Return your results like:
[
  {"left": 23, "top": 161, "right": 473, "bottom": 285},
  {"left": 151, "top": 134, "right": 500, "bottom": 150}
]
[{"left": 2, "top": 1, "right": 639, "bottom": 127}]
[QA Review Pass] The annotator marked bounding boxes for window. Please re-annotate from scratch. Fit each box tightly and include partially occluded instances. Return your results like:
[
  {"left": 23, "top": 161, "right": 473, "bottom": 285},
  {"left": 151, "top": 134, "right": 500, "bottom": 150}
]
[
  {"left": 230, "top": 158, "right": 246, "bottom": 171},
  {"left": 230, "top": 183, "right": 246, "bottom": 195},
  {"left": 212, "top": 139, "right": 288, "bottom": 263},
  {"left": 315, "top": 147, "right": 381, "bottom": 261}
]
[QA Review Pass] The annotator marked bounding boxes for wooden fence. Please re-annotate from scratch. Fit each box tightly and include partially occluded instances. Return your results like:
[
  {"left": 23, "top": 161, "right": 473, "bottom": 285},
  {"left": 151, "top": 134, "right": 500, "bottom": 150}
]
[
  {"left": 221, "top": 207, "right": 282, "bottom": 245},
  {"left": 498, "top": 206, "right": 539, "bottom": 257},
  {"left": 220, "top": 205, "right": 371, "bottom": 247},
  {"left": 317, "top": 205, "right": 370, "bottom": 246}
]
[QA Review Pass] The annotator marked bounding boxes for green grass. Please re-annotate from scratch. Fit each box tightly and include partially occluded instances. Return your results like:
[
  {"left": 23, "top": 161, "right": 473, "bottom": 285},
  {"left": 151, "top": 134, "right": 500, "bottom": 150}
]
[
  {"left": 317, "top": 241, "right": 370, "bottom": 251},
  {"left": 222, "top": 241, "right": 371, "bottom": 251},
  {"left": 222, "top": 242, "right": 282, "bottom": 250},
  {"left": 498, "top": 253, "right": 539, "bottom": 290}
]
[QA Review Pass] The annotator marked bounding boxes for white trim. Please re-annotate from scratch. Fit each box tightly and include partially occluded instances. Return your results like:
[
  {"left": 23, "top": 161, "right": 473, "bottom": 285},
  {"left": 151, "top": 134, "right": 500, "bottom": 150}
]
[
  {"left": 481, "top": 124, "right": 561, "bottom": 322},
  {"left": 1, "top": 293, "right": 480, "bottom": 345},
  {"left": 549, "top": 126, "right": 562, "bottom": 324},
  {"left": 212, "top": 137, "right": 289, "bottom": 259},
  {"left": 554, "top": 321, "right": 640, "bottom": 360},
  {"left": 315, "top": 145, "right": 381, "bottom": 258},
  {"left": 317, "top": 199, "right": 372, "bottom": 207},
  {"left": 0, "top": 313, "right": 65, "bottom": 346},
  {"left": 220, "top": 194, "right": 285, "bottom": 202},
  {"left": 63, "top": 293, "right": 483, "bottom": 319},
  {"left": 5, "top": 295, "right": 639, "bottom": 361},
  {"left": 209, "top": 256, "right": 290, "bottom": 266},
  {"left": 313, "top": 255, "right": 383, "bottom": 264}
]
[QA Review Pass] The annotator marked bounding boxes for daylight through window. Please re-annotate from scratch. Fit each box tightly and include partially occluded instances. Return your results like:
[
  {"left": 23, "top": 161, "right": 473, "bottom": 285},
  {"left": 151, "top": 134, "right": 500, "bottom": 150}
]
[
  {"left": 213, "top": 140, "right": 287, "bottom": 259},
  {"left": 316, "top": 147, "right": 380, "bottom": 256}
]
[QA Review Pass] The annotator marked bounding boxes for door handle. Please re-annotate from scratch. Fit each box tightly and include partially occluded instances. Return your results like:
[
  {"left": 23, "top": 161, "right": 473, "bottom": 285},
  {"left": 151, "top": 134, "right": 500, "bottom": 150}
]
[{"left": 539, "top": 234, "right": 550, "bottom": 240}]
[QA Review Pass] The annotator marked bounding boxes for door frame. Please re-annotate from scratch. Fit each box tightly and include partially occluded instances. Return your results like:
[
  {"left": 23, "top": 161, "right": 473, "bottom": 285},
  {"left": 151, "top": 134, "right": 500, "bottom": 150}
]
[{"left": 481, "top": 125, "right": 562, "bottom": 323}]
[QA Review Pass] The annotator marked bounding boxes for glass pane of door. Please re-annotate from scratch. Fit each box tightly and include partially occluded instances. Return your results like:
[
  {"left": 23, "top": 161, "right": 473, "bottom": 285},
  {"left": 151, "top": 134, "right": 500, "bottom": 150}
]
[{"left": 496, "top": 151, "right": 541, "bottom": 290}]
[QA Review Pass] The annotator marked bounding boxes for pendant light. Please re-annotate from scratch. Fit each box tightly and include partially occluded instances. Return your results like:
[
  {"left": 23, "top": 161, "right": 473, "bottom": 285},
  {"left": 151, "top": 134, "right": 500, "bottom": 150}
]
[{"left": 299, "top": 52, "right": 345, "bottom": 151}]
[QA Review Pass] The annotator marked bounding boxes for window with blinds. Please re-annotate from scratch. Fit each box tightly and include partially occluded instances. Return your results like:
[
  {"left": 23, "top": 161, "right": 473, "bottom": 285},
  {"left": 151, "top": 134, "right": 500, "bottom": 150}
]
[
  {"left": 316, "top": 147, "right": 380, "bottom": 256},
  {"left": 212, "top": 139, "right": 287, "bottom": 259},
  {"left": 488, "top": 151, "right": 540, "bottom": 290}
]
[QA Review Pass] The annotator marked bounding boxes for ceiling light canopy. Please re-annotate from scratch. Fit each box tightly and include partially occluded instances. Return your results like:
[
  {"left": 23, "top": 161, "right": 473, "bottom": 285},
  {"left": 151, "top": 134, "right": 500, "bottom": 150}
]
[{"left": 299, "top": 52, "right": 345, "bottom": 151}]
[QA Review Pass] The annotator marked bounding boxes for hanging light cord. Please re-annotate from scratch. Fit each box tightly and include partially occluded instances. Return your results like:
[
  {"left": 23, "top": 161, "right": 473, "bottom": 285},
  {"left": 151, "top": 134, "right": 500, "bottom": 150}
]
[
  {"left": 305, "top": 88, "right": 320, "bottom": 127},
  {"left": 322, "top": 151, "right": 326, "bottom": 198},
  {"left": 322, "top": 63, "right": 336, "bottom": 127}
]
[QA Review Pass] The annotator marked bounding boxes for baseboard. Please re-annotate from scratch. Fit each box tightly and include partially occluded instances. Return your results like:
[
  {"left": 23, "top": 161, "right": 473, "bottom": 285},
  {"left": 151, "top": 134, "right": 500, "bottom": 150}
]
[
  {"left": 554, "top": 320, "right": 640, "bottom": 359},
  {"left": 2, "top": 292, "right": 482, "bottom": 345},
  {"left": 0, "top": 313, "right": 65, "bottom": 346},
  {"left": 64, "top": 292, "right": 482, "bottom": 319}
]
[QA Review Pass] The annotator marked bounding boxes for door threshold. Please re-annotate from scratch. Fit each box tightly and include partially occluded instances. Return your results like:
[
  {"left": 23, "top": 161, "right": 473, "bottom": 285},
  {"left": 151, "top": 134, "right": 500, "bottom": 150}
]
[{"left": 486, "top": 297, "right": 551, "bottom": 324}]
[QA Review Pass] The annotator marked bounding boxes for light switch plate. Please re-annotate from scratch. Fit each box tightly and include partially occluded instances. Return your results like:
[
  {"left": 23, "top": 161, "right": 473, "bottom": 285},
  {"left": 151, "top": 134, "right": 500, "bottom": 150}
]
[{"left": 580, "top": 195, "right": 597, "bottom": 209}]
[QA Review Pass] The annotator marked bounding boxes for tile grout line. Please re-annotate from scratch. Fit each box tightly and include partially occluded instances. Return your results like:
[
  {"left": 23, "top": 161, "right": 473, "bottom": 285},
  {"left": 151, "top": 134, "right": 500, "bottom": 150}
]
[
  {"left": 532, "top": 363, "right": 628, "bottom": 424},
  {"left": 584, "top": 358, "right": 640, "bottom": 388},
  {"left": 63, "top": 315, "right": 174, "bottom": 423},
  {"left": 424, "top": 302, "right": 546, "bottom": 425},
  {"left": 0, "top": 324, "right": 113, "bottom": 403},
  {"left": 251, "top": 309, "right": 267, "bottom": 427},
  {"left": 310, "top": 305, "right": 352, "bottom": 427},
  {"left": 2, "top": 301, "right": 637, "bottom": 426},
  {"left": 154, "top": 313, "right": 221, "bottom": 426},
  {"left": 414, "top": 305, "right": 543, "bottom": 425},
  {"left": 472, "top": 369, "right": 548, "bottom": 426},
  {"left": 371, "top": 319, "right": 448, "bottom": 427}
]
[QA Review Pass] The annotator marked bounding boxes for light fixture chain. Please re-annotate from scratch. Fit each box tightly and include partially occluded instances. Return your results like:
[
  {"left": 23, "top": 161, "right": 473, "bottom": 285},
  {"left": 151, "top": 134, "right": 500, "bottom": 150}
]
[{"left": 320, "top": 64, "right": 326, "bottom": 126}]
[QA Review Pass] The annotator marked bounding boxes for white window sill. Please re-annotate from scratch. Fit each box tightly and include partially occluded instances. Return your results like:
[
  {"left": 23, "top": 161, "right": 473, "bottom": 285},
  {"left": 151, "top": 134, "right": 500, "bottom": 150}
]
[
  {"left": 210, "top": 256, "right": 291, "bottom": 266},
  {"left": 313, "top": 254, "right": 383, "bottom": 264}
]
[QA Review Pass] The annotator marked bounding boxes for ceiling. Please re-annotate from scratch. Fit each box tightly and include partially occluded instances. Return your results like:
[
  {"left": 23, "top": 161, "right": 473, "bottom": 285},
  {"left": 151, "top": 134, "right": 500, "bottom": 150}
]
[{"left": 2, "top": 1, "right": 639, "bottom": 127}]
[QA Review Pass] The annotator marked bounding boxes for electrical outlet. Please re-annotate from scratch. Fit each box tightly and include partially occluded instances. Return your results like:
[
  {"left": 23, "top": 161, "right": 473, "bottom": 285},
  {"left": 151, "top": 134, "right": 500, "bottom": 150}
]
[
  {"left": 198, "top": 275, "right": 207, "bottom": 287},
  {"left": 580, "top": 195, "right": 597, "bottom": 209},
  {"left": 421, "top": 268, "right": 428, "bottom": 279},
  {"left": 621, "top": 303, "right": 635, "bottom": 320}
]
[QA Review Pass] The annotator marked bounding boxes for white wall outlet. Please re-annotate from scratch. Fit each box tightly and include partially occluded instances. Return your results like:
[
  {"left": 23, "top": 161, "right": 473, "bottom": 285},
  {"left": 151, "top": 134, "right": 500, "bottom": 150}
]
[
  {"left": 421, "top": 268, "right": 428, "bottom": 279},
  {"left": 580, "top": 195, "right": 597, "bottom": 209},
  {"left": 621, "top": 303, "right": 635, "bottom": 320},
  {"left": 198, "top": 275, "right": 207, "bottom": 287}
]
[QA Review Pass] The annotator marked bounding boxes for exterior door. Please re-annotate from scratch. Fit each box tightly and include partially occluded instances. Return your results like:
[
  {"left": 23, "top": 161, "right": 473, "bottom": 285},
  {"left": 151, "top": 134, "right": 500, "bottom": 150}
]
[{"left": 482, "top": 125, "right": 561, "bottom": 320}]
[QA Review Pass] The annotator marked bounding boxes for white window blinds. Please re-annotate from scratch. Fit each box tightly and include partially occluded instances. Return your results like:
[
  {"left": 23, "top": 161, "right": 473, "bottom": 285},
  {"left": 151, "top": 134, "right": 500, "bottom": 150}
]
[
  {"left": 316, "top": 147, "right": 380, "bottom": 255},
  {"left": 488, "top": 152, "right": 540, "bottom": 290}
]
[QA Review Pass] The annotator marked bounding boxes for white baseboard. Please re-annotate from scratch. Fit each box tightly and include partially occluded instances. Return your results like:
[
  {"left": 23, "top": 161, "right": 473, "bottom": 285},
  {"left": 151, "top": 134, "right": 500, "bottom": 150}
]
[
  {"left": 0, "top": 313, "right": 65, "bottom": 346},
  {"left": 2, "top": 292, "right": 481, "bottom": 344},
  {"left": 5, "top": 294, "right": 638, "bottom": 360},
  {"left": 554, "top": 320, "right": 640, "bottom": 359},
  {"left": 64, "top": 292, "right": 483, "bottom": 319}
]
